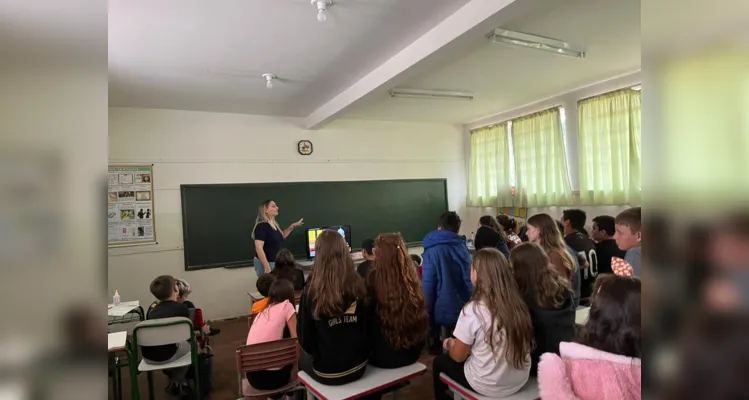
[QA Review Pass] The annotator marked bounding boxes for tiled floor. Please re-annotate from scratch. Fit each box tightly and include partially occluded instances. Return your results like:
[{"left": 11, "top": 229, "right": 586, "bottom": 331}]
[{"left": 112, "top": 317, "right": 437, "bottom": 399}]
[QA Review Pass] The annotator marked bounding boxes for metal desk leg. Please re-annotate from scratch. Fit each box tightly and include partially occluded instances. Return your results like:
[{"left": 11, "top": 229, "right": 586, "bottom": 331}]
[
  {"left": 115, "top": 356, "right": 123, "bottom": 400},
  {"left": 147, "top": 371, "right": 155, "bottom": 400}
]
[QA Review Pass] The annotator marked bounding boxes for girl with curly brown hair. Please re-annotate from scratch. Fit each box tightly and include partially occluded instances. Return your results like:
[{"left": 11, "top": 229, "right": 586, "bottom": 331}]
[{"left": 366, "top": 233, "right": 429, "bottom": 368}]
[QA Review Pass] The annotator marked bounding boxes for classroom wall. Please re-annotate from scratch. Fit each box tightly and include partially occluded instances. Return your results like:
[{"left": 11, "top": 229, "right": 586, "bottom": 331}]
[
  {"left": 462, "top": 71, "right": 642, "bottom": 228},
  {"left": 108, "top": 107, "right": 466, "bottom": 320}
]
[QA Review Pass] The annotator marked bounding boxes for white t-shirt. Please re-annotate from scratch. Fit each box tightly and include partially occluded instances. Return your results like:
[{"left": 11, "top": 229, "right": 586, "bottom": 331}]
[{"left": 453, "top": 301, "right": 530, "bottom": 398}]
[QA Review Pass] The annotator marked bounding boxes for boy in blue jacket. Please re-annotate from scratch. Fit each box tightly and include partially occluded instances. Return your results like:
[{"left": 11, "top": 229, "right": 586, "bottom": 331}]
[{"left": 422, "top": 211, "right": 473, "bottom": 354}]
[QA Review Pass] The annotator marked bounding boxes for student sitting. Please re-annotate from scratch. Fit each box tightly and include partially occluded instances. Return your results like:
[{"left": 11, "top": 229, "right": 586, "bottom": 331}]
[
  {"left": 591, "top": 215, "right": 627, "bottom": 276},
  {"left": 511, "top": 243, "right": 575, "bottom": 376},
  {"left": 615, "top": 207, "right": 642, "bottom": 277},
  {"left": 142, "top": 275, "right": 192, "bottom": 396},
  {"left": 245, "top": 279, "right": 298, "bottom": 399},
  {"left": 174, "top": 278, "right": 219, "bottom": 340},
  {"left": 539, "top": 275, "right": 641, "bottom": 400},
  {"left": 270, "top": 249, "right": 306, "bottom": 291},
  {"left": 356, "top": 238, "right": 376, "bottom": 278},
  {"left": 366, "top": 233, "right": 428, "bottom": 368},
  {"left": 474, "top": 215, "right": 511, "bottom": 260},
  {"left": 251, "top": 274, "right": 276, "bottom": 315},
  {"left": 410, "top": 254, "right": 423, "bottom": 279},
  {"left": 432, "top": 248, "right": 534, "bottom": 400},
  {"left": 297, "top": 229, "right": 370, "bottom": 386},
  {"left": 562, "top": 209, "right": 597, "bottom": 299},
  {"left": 422, "top": 211, "right": 473, "bottom": 355},
  {"left": 527, "top": 214, "right": 580, "bottom": 306},
  {"left": 497, "top": 214, "right": 523, "bottom": 250}
]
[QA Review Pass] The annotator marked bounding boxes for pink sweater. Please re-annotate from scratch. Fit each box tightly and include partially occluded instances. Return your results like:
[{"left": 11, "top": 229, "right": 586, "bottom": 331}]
[{"left": 538, "top": 342, "right": 641, "bottom": 400}]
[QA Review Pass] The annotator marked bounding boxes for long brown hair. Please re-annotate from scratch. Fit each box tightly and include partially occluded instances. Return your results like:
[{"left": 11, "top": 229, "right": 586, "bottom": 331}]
[
  {"left": 527, "top": 213, "right": 577, "bottom": 279},
  {"left": 468, "top": 248, "right": 534, "bottom": 369},
  {"left": 272, "top": 248, "right": 298, "bottom": 285},
  {"left": 367, "top": 233, "right": 428, "bottom": 350},
  {"left": 496, "top": 214, "right": 518, "bottom": 235},
  {"left": 257, "top": 279, "right": 296, "bottom": 323},
  {"left": 576, "top": 274, "right": 641, "bottom": 358},
  {"left": 307, "top": 229, "right": 365, "bottom": 319},
  {"left": 510, "top": 243, "right": 569, "bottom": 309},
  {"left": 479, "top": 215, "right": 507, "bottom": 241}
]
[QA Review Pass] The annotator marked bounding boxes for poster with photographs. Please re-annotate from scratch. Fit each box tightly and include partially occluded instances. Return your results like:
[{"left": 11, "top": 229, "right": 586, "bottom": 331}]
[{"left": 108, "top": 165, "right": 156, "bottom": 246}]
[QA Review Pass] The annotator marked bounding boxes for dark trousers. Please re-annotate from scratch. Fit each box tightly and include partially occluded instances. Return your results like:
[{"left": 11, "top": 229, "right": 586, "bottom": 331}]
[
  {"left": 428, "top": 323, "right": 455, "bottom": 351},
  {"left": 432, "top": 354, "right": 475, "bottom": 400},
  {"left": 247, "top": 365, "right": 293, "bottom": 399}
]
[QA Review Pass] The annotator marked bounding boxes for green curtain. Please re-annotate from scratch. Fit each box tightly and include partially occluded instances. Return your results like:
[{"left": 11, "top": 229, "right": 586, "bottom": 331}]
[
  {"left": 577, "top": 89, "right": 641, "bottom": 205},
  {"left": 466, "top": 123, "right": 514, "bottom": 207},
  {"left": 511, "top": 108, "right": 573, "bottom": 207}
]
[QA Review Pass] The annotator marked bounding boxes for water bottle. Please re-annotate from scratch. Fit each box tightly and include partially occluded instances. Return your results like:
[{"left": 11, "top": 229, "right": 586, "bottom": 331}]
[{"left": 113, "top": 290, "right": 121, "bottom": 306}]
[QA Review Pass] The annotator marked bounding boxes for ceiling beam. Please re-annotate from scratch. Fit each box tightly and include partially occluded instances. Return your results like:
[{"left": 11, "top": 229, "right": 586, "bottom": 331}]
[{"left": 303, "top": 0, "right": 519, "bottom": 130}]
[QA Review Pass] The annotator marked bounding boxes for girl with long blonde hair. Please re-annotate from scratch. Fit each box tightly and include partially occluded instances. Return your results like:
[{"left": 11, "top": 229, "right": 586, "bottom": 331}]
[
  {"left": 432, "top": 248, "right": 534, "bottom": 399},
  {"left": 366, "top": 233, "right": 428, "bottom": 368}
]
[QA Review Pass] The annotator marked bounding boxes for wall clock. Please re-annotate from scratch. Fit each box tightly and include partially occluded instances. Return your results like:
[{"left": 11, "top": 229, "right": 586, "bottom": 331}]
[{"left": 298, "top": 140, "right": 313, "bottom": 155}]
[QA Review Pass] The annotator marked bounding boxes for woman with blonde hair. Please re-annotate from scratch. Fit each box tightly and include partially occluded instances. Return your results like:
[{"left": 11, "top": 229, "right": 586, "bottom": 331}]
[
  {"left": 252, "top": 199, "right": 304, "bottom": 277},
  {"left": 297, "top": 229, "right": 370, "bottom": 386},
  {"left": 366, "top": 233, "right": 428, "bottom": 368},
  {"left": 432, "top": 248, "right": 534, "bottom": 399}
]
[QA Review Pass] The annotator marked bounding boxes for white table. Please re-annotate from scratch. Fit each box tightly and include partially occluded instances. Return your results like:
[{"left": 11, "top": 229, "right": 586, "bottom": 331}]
[
  {"left": 108, "top": 300, "right": 144, "bottom": 325},
  {"left": 575, "top": 307, "right": 590, "bottom": 325},
  {"left": 299, "top": 363, "right": 426, "bottom": 400},
  {"left": 108, "top": 331, "right": 128, "bottom": 353}
]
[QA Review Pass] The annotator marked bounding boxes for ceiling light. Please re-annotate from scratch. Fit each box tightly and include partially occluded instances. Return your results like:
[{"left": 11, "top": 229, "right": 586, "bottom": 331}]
[
  {"left": 389, "top": 88, "right": 474, "bottom": 101},
  {"left": 488, "top": 28, "right": 585, "bottom": 59},
  {"left": 311, "top": 0, "right": 333, "bottom": 22},
  {"left": 262, "top": 73, "right": 276, "bottom": 89}
]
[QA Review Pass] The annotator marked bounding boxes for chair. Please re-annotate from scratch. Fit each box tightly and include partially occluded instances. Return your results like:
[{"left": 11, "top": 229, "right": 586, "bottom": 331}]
[
  {"left": 236, "top": 338, "right": 300, "bottom": 400},
  {"left": 130, "top": 316, "right": 201, "bottom": 400},
  {"left": 439, "top": 374, "right": 539, "bottom": 400},
  {"left": 298, "top": 362, "right": 426, "bottom": 400}
]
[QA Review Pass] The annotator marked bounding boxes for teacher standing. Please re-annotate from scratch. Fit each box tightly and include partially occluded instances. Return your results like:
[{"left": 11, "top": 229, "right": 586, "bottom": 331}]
[{"left": 252, "top": 199, "right": 304, "bottom": 278}]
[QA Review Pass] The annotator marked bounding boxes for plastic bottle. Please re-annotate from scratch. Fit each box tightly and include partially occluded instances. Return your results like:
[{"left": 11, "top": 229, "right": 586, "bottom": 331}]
[{"left": 113, "top": 290, "right": 121, "bottom": 306}]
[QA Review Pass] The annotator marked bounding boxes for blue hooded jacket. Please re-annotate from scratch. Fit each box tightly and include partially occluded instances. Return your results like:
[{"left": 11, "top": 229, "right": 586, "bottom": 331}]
[{"left": 421, "top": 230, "right": 473, "bottom": 326}]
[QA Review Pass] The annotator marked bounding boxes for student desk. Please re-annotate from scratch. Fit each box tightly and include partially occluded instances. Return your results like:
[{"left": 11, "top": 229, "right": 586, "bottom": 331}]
[
  {"left": 108, "top": 331, "right": 131, "bottom": 400},
  {"left": 108, "top": 300, "right": 145, "bottom": 325},
  {"left": 299, "top": 362, "right": 427, "bottom": 400}
]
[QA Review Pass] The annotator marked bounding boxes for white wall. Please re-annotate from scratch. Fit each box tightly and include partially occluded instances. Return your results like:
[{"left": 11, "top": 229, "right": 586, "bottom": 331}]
[
  {"left": 462, "top": 71, "right": 642, "bottom": 227},
  {"left": 108, "top": 107, "right": 467, "bottom": 320}
]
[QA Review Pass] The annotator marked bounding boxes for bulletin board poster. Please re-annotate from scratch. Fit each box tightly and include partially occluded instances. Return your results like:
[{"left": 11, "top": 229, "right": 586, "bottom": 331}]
[{"left": 108, "top": 165, "right": 156, "bottom": 246}]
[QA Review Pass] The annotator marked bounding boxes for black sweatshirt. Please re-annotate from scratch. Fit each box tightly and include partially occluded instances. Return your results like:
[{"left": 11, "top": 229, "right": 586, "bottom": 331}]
[
  {"left": 368, "top": 313, "right": 424, "bottom": 369},
  {"left": 297, "top": 290, "right": 370, "bottom": 379},
  {"left": 525, "top": 291, "right": 576, "bottom": 376}
]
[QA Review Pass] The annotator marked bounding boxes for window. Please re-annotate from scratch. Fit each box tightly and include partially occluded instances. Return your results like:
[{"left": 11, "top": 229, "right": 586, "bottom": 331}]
[
  {"left": 577, "top": 89, "right": 641, "bottom": 205},
  {"left": 468, "top": 107, "right": 574, "bottom": 207}
]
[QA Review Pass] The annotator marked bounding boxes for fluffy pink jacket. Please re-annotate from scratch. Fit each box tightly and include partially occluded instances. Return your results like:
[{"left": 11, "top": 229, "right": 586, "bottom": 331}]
[{"left": 538, "top": 342, "right": 641, "bottom": 400}]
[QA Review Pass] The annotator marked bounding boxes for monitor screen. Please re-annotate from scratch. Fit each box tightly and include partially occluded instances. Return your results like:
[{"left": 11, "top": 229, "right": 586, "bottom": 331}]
[{"left": 306, "top": 225, "right": 352, "bottom": 258}]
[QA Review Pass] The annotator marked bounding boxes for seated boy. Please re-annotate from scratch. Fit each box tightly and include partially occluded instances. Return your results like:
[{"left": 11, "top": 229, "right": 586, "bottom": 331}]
[
  {"left": 142, "top": 275, "right": 192, "bottom": 396},
  {"left": 250, "top": 274, "right": 276, "bottom": 315},
  {"left": 614, "top": 207, "right": 642, "bottom": 277},
  {"left": 356, "top": 238, "right": 375, "bottom": 278}
]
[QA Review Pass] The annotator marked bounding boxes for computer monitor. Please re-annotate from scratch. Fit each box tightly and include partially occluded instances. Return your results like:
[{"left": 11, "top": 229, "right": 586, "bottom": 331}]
[{"left": 305, "top": 225, "right": 352, "bottom": 258}]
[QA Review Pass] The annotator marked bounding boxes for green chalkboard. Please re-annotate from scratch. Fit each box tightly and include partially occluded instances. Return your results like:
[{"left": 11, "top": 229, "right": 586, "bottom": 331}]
[{"left": 180, "top": 179, "right": 448, "bottom": 270}]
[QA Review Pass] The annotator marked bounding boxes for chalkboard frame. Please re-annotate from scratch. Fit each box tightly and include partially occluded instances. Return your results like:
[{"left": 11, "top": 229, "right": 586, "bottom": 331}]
[{"left": 180, "top": 178, "right": 448, "bottom": 271}]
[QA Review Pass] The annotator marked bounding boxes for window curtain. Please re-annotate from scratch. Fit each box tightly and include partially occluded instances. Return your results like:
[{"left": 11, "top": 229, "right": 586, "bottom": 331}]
[
  {"left": 511, "top": 108, "right": 573, "bottom": 207},
  {"left": 577, "top": 89, "right": 641, "bottom": 205},
  {"left": 466, "top": 123, "right": 514, "bottom": 207}
]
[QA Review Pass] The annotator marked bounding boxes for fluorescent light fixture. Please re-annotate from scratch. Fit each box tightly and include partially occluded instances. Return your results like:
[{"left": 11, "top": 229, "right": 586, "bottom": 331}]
[
  {"left": 488, "top": 28, "right": 585, "bottom": 59},
  {"left": 631, "top": 85, "right": 641, "bottom": 91},
  {"left": 388, "top": 88, "right": 474, "bottom": 101}
]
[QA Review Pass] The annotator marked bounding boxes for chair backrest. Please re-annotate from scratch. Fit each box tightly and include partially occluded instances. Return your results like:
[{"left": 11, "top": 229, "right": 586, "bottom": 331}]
[
  {"left": 248, "top": 292, "right": 264, "bottom": 302},
  {"left": 236, "top": 338, "right": 298, "bottom": 373},
  {"left": 134, "top": 317, "right": 193, "bottom": 347}
]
